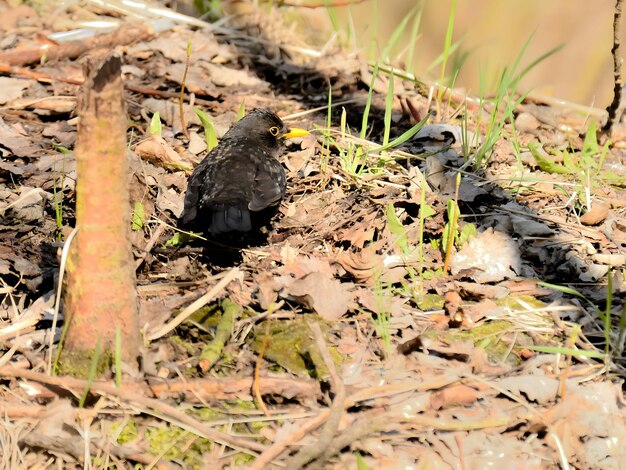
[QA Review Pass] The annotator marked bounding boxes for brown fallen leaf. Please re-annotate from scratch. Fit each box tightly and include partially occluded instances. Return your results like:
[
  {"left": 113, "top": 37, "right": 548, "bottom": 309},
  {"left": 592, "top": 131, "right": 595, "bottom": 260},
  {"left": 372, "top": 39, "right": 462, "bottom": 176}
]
[
  {"left": 134, "top": 135, "right": 193, "bottom": 172},
  {"left": 443, "top": 290, "right": 463, "bottom": 324},
  {"left": 334, "top": 247, "right": 383, "bottom": 284},
  {"left": 579, "top": 202, "right": 610, "bottom": 226},
  {"left": 430, "top": 384, "right": 481, "bottom": 410},
  {"left": 285, "top": 271, "right": 352, "bottom": 320}
]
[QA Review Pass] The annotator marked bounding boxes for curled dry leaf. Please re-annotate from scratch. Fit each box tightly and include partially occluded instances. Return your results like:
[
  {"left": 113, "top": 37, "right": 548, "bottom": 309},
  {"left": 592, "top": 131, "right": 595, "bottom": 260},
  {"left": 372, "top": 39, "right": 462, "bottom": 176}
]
[
  {"left": 430, "top": 384, "right": 482, "bottom": 410},
  {"left": 134, "top": 135, "right": 193, "bottom": 172},
  {"left": 335, "top": 248, "right": 383, "bottom": 284},
  {"left": 255, "top": 271, "right": 280, "bottom": 310},
  {"left": 201, "top": 63, "right": 266, "bottom": 88}
]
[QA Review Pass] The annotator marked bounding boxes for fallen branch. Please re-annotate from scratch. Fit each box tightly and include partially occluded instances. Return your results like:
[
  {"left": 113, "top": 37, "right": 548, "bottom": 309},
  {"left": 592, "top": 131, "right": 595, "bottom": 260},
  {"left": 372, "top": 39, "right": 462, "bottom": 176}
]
[
  {"left": 0, "top": 366, "right": 266, "bottom": 453},
  {"left": 145, "top": 375, "right": 321, "bottom": 402},
  {"left": 0, "top": 23, "right": 154, "bottom": 67},
  {"left": 0, "top": 63, "right": 219, "bottom": 106}
]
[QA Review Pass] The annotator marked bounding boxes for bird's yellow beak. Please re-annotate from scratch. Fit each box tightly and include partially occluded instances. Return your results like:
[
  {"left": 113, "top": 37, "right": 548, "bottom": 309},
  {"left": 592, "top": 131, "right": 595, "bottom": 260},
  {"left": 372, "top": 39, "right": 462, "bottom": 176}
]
[{"left": 281, "top": 128, "right": 309, "bottom": 139}]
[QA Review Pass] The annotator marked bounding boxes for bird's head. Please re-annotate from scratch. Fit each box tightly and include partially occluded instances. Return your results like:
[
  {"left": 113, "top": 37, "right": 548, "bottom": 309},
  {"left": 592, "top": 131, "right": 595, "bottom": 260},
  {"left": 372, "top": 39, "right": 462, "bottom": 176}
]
[{"left": 223, "top": 108, "right": 309, "bottom": 152}]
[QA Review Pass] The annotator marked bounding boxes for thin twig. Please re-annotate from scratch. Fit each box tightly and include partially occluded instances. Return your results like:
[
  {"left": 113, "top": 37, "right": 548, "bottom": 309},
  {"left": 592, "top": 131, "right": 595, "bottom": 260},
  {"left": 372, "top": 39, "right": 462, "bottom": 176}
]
[
  {"left": 48, "top": 227, "right": 79, "bottom": 375},
  {"left": 135, "top": 222, "right": 167, "bottom": 270},
  {"left": 179, "top": 40, "right": 192, "bottom": 139},
  {"left": 145, "top": 267, "right": 242, "bottom": 341},
  {"left": 603, "top": 0, "right": 625, "bottom": 132}
]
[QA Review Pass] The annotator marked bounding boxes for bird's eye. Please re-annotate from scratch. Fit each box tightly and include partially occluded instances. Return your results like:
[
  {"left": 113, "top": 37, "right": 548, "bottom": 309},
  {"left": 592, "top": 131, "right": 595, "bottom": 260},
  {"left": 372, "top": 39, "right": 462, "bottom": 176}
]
[{"left": 269, "top": 126, "right": 280, "bottom": 136}]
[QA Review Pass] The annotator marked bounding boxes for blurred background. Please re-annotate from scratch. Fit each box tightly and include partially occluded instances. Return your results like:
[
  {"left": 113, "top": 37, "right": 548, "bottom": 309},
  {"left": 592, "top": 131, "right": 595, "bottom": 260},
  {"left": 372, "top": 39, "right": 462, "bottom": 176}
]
[{"left": 220, "top": 0, "right": 621, "bottom": 108}]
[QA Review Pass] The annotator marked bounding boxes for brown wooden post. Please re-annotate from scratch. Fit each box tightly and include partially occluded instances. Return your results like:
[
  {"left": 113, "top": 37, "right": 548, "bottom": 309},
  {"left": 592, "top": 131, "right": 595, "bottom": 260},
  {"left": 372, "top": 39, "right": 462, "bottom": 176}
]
[{"left": 59, "top": 53, "right": 140, "bottom": 376}]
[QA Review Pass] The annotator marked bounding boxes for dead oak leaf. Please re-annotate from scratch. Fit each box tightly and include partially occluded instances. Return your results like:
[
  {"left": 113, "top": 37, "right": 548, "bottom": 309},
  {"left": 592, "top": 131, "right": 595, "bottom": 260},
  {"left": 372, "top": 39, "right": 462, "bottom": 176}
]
[
  {"left": 336, "top": 211, "right": 381, "bottom": 249},
  {"left": 284, "top": 272, "right": 352, "bottom": 320},
  {"left": 0, "top": 118, "right": 39, "bottom": 157},
  {"left": 280, "top": 250, "right": 335, "bottom": 279},
  {"left": 0, "top": 77, "right": 31, "bottom": 104},
  {"left": 356, "top": 287, "right": 405, "bottom": 317}
]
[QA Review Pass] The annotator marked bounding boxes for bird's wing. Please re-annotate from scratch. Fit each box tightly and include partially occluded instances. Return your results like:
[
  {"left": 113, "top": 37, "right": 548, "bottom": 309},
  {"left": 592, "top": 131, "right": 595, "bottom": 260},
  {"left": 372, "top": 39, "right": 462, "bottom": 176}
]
[
  {"left": 248, "top": 157, "right": 286, "bottom": 211},
  {"left": 180, "top": 157, "right": 212, "bottom": 225}
]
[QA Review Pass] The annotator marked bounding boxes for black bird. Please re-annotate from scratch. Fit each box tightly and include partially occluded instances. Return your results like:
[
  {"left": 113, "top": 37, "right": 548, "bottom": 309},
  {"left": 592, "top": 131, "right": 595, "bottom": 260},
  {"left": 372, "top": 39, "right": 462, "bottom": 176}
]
[{"left": 180, "top": 109, "right": 309, "bottom": 234}]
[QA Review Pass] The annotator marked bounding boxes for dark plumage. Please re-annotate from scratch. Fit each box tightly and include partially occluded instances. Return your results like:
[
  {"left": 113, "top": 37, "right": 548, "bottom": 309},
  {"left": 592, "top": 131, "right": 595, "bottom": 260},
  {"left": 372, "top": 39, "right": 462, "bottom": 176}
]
[{"left": 180, "top": 109, "right": 308, "bottom": 234}]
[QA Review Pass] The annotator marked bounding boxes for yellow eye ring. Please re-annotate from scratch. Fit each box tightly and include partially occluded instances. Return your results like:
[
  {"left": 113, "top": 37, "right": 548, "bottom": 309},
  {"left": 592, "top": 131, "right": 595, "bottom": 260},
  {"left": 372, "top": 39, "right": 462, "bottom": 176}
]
[{"left": 269, "top": 126, "right": 280, "bottom": 136}]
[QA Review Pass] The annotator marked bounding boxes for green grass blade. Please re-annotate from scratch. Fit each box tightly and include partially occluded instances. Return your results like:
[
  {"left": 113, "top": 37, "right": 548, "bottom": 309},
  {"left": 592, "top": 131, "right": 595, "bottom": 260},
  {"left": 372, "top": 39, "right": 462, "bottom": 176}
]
[
  {"left": 386, "top": 203, "right": 409, "bottom": 255},
  {"left": 236, "top": 99, "right": 246, "bottom": 121},
  {"left": 526, "top": 345, "right": 606, "bottom": 359},
  {"left": 149, "top": 112, "right": 162, "bottom": 136},
  {"left": 79, "top": 337, "right": 101, "bottom": 408},
  {"left": 383, "top": 69, "right": 395, "bottom": 146},
  {"left": 377, "top": 112, "right": 431, "bottom": 152},
  {"left": 406, "top": 2, "right": 423, "bottom": 73},
  {"left": 381, "top": 9, "right": 415, "bottom": 63},
  {"left": 426, "top": 38, "right": 463, "bottom": 74},
  {"left": 131, "top": 201, "right": 145, "bottom": 231},
  {"left": 194, "top": 107, "right": 218, "bottom": 151},
  {"left": 605, "top": 267, "right": 613, "bottom": 354},
  {"left": 437, "top": 0, "right": 458, "bottom": 104},
  {"left": 361, "top": 62, "right": 380, "bottom": 140},
  {"left": 115, "top": 326, "right": 122, "bottom": 388},
  {"left": 514, "top": 43, "right": 564, "bottom": 85},
  {"left": 355, "top": 452, "right": 370, "bottom": 470}
]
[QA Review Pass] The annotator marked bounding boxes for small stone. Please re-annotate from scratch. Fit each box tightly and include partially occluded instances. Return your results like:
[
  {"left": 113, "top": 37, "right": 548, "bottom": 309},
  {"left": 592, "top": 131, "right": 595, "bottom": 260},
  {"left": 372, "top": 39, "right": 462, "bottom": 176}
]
[{"left": 515, "top": 112, "right": 541, "bottom": 132}]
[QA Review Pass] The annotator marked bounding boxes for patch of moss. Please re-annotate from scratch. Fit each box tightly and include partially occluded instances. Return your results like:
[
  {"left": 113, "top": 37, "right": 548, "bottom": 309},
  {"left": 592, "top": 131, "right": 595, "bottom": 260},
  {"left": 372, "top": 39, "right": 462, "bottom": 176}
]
[
  {"left": 56, "top": 348, "right": 113, "bottom": 378},
  {"left": 145, "top": 425, "right": 213, "bottom": 469},
  {"left": 415, "top": 293, "right": 445, "bottom": 311},
  {"left": 169, "top": 334, "right": 198, "bottom": 355},
  {"left": 423, "top": 319, "right": 525, "bottom": 365},
  {"left": 251, "top": 315, "right": 342, "bottom": 379},
  {"left": 190, "top": 402, "right": 270, "bottom": 434},
  {"left": 496, "top": 294, "right": 547, "bottom": 310},
  {"left": 189, "top": 303, "right": 221, "bottom": 329},
  {"left": 110, "top": 419, "right": 138, "bottom": 445},
  {"left": 234, "top": 453, "right": 255, "bottom": 466},
  {"left": 189, "top": 407, "right": 226, "bottom": 420}
]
